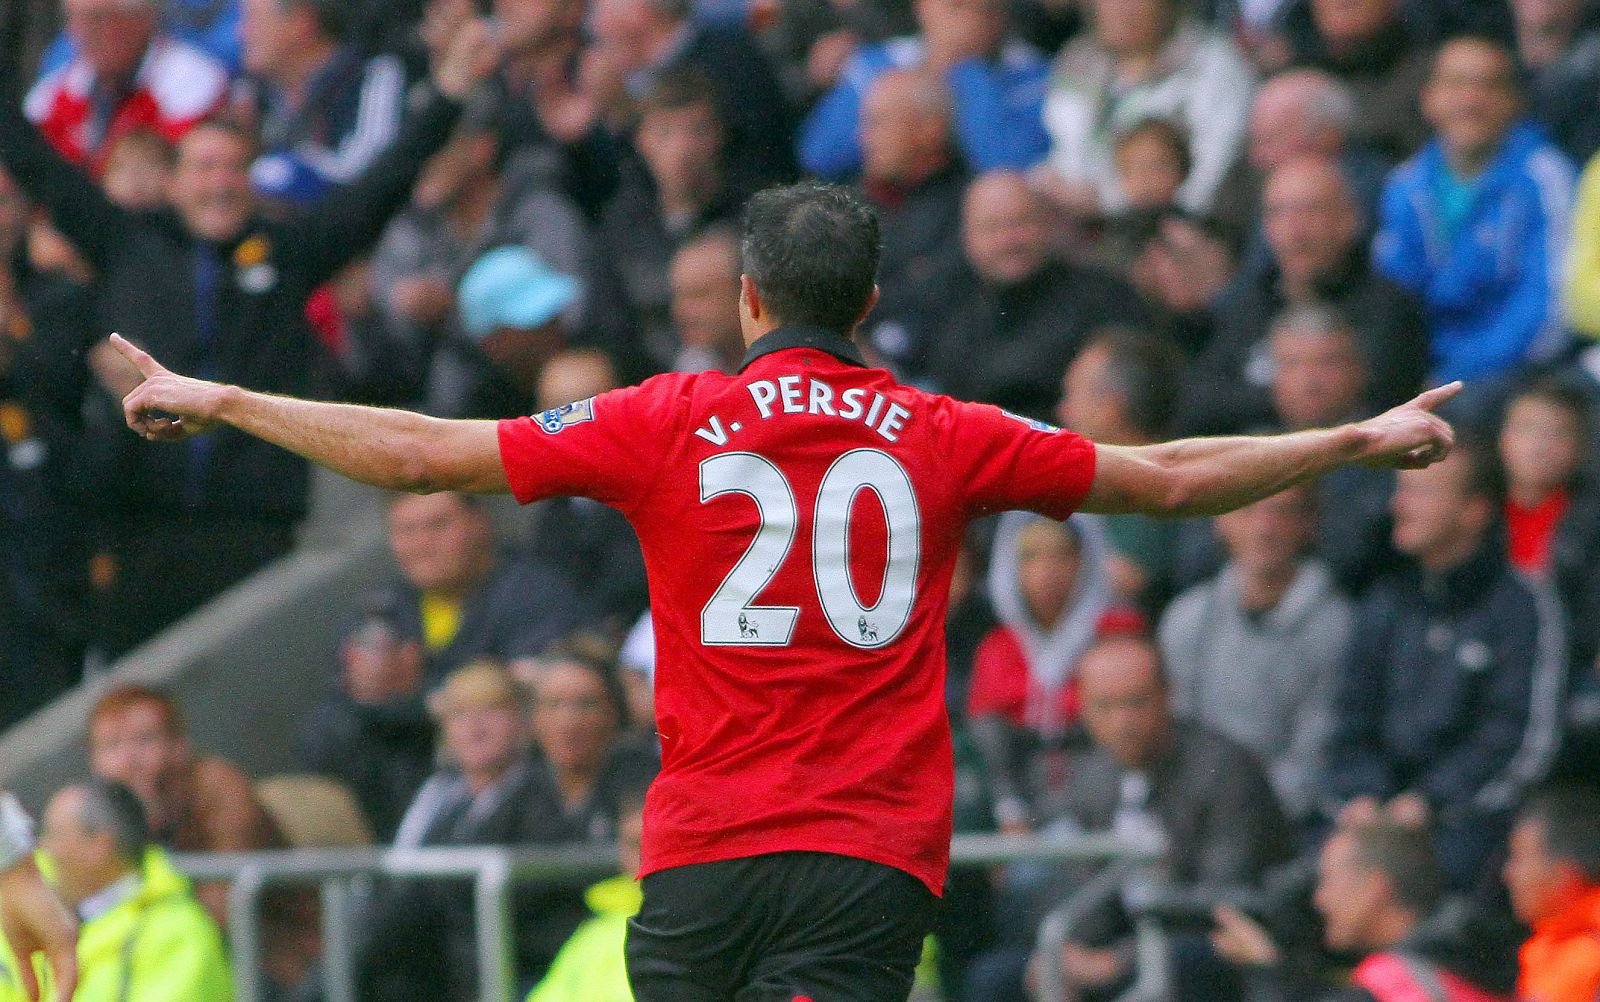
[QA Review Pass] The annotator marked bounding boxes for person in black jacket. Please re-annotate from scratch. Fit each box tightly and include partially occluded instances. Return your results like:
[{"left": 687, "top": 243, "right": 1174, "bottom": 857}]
[
  {"left": 1178, "top": 155, "right": 1427, "bottom": 436},
  {"left": 1325, "top": 440, "right": 1567, "bottom": 890},
  {"left": 381, "top": 491, "right": 588, "bottom": 686},
  {"left": 0, "top": 18, "right": 501, "bottom": 658},
  {"left": 927, "top": 171, "right": 1149, "bottom": 419},
  {"left": 297, "top": 597, "right": 437, "bottom": 841}
]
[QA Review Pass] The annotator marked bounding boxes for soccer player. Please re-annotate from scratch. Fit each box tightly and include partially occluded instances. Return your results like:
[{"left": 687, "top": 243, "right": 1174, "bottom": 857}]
[
  {"left": 0, "top": 790, "right": 77, "bottom": 1001},
  {"left": 111, "top": 183, "right": 1457, "bottom": 1002}
]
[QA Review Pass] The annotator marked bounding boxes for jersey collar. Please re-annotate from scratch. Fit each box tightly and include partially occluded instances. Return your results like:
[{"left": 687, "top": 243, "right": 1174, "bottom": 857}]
[{"left": 738, "top": 326, "right": 867, "bottom": 373}]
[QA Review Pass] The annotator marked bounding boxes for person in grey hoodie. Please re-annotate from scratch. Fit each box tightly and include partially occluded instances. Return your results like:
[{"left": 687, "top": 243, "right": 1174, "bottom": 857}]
[
  {"left": 1159, "top": 483, "right": 1350, "bottom": 824},
  {"left": 966, "top": 511, "right": 1120, "bottom": 831}
]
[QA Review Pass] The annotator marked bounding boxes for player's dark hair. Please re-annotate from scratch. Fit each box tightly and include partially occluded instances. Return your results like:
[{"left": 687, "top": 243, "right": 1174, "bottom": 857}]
[
  {"left": 1344, "top": 821, "right": 1444, "bottom": 917},
  {"left": 1082, "top": 326, "right": 1186, "bottom": 440},
  {"left": 742, "top": 183, "right": 881, "bottom": 336},
  {"left": 76, "top": 779, "right": 151, "bottom": 866},
  {"left": 1519, "top": 784, "right": 1600, "bottom": 883}
]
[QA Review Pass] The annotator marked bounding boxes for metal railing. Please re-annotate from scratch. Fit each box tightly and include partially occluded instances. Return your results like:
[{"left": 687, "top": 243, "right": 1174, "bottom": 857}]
[{"left": 172, "top": 832, "right": 1164, "bottom": 1002}]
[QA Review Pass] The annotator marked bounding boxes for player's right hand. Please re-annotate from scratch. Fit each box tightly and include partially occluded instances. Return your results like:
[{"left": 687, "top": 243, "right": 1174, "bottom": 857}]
[
  {"left": 0, "top": 858, "right": 78, "bottom": 1002},
  {"left": 109, "top": 334, "right": 224, "bottom": 442},
  {"left": 1353, "top": 382, "right": 1461, "bottom": 470}
]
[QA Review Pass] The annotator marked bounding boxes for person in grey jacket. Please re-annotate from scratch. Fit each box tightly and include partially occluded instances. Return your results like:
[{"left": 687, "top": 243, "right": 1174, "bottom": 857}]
[{"left": 1159, "top": 483, "right": 1350, "bottom": 824}]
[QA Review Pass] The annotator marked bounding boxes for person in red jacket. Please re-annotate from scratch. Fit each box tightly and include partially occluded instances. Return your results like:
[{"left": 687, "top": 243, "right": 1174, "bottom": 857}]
[
  {"left": 1504, "top": 784, "right": 1600, "bottom": 1002},
  {"left": 24, "top": 0, "right": 230, "bottom": 172}
]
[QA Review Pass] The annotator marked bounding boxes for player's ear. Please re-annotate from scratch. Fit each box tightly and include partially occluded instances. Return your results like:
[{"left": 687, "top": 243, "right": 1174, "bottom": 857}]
[
  {"left": 740, "top": 274, "right": 762, "bottom": 322},
  {"left": 851, "top": 285, "right": 880, "bottom": 333}
]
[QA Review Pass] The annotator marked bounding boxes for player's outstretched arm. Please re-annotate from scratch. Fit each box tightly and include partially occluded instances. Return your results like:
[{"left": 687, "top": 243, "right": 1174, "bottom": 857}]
[
  {"left": 1080, "top": 383, "right": 1461, "bottom": 517},
  {"left": 110, "top": 335, "right": 509, "bottom": 495}
]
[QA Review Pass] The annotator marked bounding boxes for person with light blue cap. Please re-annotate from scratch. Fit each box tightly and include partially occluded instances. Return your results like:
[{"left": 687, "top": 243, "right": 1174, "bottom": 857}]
[{"left": 436, "top": 245, "right": 581, "bottom": 418}]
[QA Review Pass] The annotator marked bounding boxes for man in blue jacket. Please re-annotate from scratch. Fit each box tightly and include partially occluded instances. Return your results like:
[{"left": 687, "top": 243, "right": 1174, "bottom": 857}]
[
  {"left": 798, "top": 0, "right": 1048, "bottom": 180},
  {"left": 1325, "top": 441, "right": 1567, "bottom": 890},
  {"left": 1373, "top": 34, "right": 1575, "bottom": 384}
]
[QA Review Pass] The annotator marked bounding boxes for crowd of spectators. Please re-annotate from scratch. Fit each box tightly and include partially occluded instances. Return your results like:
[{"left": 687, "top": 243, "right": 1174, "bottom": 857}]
[{"left": 4, "top": 0, "right": 1600, "bottom": 999}]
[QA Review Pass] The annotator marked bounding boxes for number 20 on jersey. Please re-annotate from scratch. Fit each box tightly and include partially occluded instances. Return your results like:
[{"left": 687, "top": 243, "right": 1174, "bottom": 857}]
[{"left": 699, "top": 449, "right": 920, "bottom": 650}]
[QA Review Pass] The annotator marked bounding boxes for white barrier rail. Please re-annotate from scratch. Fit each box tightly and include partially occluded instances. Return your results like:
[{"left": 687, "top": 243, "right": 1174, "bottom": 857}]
[{"left": 172, "top": 833, "right": 1163, "bottom": 1002}]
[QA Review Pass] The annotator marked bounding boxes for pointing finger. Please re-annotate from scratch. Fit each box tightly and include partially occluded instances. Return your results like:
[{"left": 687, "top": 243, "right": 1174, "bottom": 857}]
[
  {"left": 1412, "top": 381, "right": 1464, "bottom": 413},
  {"left": 108, "top": 334, "right": 165, "bottom": 380}
]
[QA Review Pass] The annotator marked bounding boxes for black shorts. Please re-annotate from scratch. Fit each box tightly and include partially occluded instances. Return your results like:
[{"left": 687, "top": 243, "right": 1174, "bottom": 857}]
[{"left": 625, "top": 851, "right": 938, "bottom": 1002}]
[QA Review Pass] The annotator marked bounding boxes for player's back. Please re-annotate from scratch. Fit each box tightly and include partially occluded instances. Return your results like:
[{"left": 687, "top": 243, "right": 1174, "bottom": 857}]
[{"left": 498, "top": 329, "right": 1097, "bottom": 893}]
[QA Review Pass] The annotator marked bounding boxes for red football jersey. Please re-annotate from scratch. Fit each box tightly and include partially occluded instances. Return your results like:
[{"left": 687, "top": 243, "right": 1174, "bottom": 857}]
[{"left": 498, "top": 329, "right": 1098, "bottom": 893}]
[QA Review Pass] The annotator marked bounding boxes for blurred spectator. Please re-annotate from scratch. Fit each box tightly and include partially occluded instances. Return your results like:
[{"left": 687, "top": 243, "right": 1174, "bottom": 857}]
[
  {"left": 855, "top": 69, "right": 969, "bottom": 387},
  {"left": 368, "top": 661, "right": 584, "bottom": 1000},
  {"left": 1498, "top": 378, "right": 1600, "bottom": 670},
  {"left": 1275, "top": 0, "right": 1433, "bottom": 160},
  {"left": 1512, "top": 0, "right": 1600, "bottom": 166},
  {"left": 379, "top": 492, "right": 586, "bottom": 684},
  {"left": 24, "top": 0, "right": 230, "bottom": 172},
  {"left": 588, "top": 0, "right": 796, "bottom": 192},
  {"left": 1182, "top": 155, "right": 1427, "bottom": 434},
  {"left": 599, "top": 67, "right": 743, "bottom": 365},
  {"left": 237, "top": 0, "right": 408, "bottom": 208},
  {"left": 86, "top": 685, "right": 285, "bottom": 916},
  {"left": 366, "top": 93, "right": 603, "bottom": 409},
  {"left": 966, "top": 513, "right": 1115, "bottom": 832},
  {"left": 1373, "top": 35, "right": 1576, "bottom": 384},
  {"left": 297, "top": 597, "right": 437, "bottom": 841},
  {"left": 1325, "top": 443, "right": 1567, "bottom": 888},
  {"left": 447, "top": 245, "right": 577, "bottom": 416},
  {"left": 37, "top": 780, "right": 232, "bottom": 1001},
  {"left": 759, "top": 0, "right": 917, "bottom": 108},
  {"left": 99, "top": 128, "right": 173, "bottom": 210},
  {"left": 521, "top": 351, "right": 650, "bottom": 632},
  {"left": 1246, "top": 69, "right": 1387, "bottom": 225},
  {"left": 1040, "top": 0, "right": 1255, "bottom": 219},
  {"left": 0, "top": 165, "right": 94, "bottom": 728},
  {"left": 0, "top": 19, "right": 500, "bottom": 658},
  {"left": 1055, "top": 326, "right": 1190, "bottom": 608},
  {"left": 1267, "top": 306, "right": 1401, "bottom": 591},
  {"left": 1211, "top": 820, "right": 1519, "bottom": 1002},
  {"left": 526, "top": 645, "right": 658, "bottom": 841},
  {"left": 1089, "top": 119, "right": 1238, "bottom": 282},
  {"left": 618, "top": 612, "right": 657, "bottom": 738},
  {"left": 926, "top": 171, "right": 1149, "bottom": 417},
  {"left": 524, "top": 781, "right": 649, "bottom": 1002},
  {"left": 486, "top": 0, "right": 625, "bottom": 219},
  {"left": 1505, "top": 784, "right": 1600, "bottom": 1002},
  {"left": 967, "top": 633, "right": 1292, "bottom": 1002},
  {"left": 798, "top": 0, "right": 1049, "bottom": 181},
  {"left": 1159, "top": 485, "right": 1348, "bottom": 824},
  {"left": 667, "top": 227, "right": 744, "bottom": 374}
]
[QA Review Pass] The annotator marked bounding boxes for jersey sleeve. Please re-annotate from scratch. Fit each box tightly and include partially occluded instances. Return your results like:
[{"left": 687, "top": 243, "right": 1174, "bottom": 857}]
[
  {"left": 948, "top": 400, "right": 1098, "bottom": 521},
  {"left": 498, "top": 375, "right": 689, "bottom": 509}
]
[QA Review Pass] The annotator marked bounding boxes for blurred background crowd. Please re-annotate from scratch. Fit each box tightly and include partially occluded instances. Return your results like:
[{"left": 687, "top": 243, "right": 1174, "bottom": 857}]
[{"left": 3, "top": 0, "right": 1600, "bottom": 999}]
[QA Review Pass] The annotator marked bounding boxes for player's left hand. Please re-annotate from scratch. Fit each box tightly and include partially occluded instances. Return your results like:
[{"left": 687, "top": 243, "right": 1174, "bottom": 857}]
[
  {"left": 1353, "top": 382, "right": 1462, "bottom": 470},
  {"left": 110, "top": 334, "right": 225, "bottom": 442}
]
